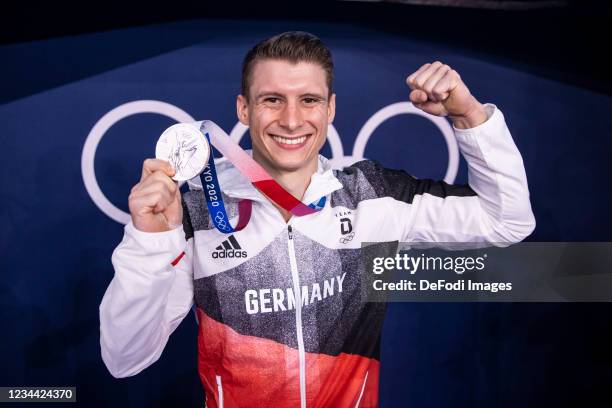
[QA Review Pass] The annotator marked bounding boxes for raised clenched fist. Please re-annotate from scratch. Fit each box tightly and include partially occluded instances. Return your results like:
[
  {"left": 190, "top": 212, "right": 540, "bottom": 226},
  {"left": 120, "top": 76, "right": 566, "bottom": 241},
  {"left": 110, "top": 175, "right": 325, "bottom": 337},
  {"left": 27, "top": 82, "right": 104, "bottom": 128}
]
[
  {"left": 406, "top": 61, "right": 487, "bottom": 128},
  {"left": 128, "top": 159, "right": 182, "bottom": 233}
]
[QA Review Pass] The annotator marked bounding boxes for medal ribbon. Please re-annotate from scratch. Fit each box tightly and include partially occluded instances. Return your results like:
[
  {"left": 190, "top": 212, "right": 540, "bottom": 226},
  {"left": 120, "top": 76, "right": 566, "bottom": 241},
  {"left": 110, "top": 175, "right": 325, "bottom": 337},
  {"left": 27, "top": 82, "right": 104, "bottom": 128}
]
[{"left": 196, "top": 120, "right": 326, "bottom": 234}]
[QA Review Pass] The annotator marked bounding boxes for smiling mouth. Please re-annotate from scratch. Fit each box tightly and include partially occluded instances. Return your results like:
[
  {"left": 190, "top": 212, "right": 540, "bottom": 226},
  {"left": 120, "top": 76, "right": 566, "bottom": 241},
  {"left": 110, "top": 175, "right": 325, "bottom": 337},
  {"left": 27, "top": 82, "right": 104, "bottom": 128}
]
[{"left": 269, "top": 134, "right": 311, "bottom": 146}]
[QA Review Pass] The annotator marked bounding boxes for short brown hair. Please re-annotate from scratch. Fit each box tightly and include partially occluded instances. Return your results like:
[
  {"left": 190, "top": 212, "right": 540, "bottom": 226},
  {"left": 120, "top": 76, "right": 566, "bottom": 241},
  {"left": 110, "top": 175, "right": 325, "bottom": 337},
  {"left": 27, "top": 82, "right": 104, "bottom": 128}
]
[{"left": 241, "top": 31, "right": 334, "bottom": 99}]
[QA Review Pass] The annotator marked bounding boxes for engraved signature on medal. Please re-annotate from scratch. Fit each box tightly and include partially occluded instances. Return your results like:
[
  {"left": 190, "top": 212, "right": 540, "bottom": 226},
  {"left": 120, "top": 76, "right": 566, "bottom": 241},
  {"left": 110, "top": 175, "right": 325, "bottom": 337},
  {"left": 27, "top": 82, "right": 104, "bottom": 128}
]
[{"left": 170, "top": 131, "right": 199, "bottom": 174}]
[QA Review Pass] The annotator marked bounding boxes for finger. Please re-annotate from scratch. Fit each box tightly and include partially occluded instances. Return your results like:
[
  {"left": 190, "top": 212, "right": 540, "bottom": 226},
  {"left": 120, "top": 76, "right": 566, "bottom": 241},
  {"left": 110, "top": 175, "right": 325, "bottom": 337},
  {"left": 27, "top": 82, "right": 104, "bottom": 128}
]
[
  {"left": 130, "top": 183, "right": 175, "bottom": 208},
  {"left": 132, "top": 180, "right": 174, "bottom": 198},
  {"left": 414, "top": 100, "right": 446, "bottom": 117},
  {"left": 129, "top": 191, "right": 169, "bottom": 216},
  {"left": 409, "top": 89, "right": 428, "bottom": 104},
  {"left": 411, "top": 61, "right": 444, "bottom": 90},
  {"left": 130, "top": 173, "right": 177, "bottom": 201},
  {"left": 153, "top": 187, "right": 181, "bottom": 215},
  {"left": 134, "top": 169, "right": 178, "bottom": 194},
  {"left": 141, "top": 158, "right": 175, "bottom": 181},
  {"left": 132, "top": 184, "right": 179, "bottom": 214},
  {"left": 130, "top": 170, "right": 178, "bottom": 194},
  {"left": 154, "top": 200, "right": 169, "bottom": 214},
  {"left": 170, "top": 187, "right": 182, "bottom": 216},
  {"left": 146, "top": 170, "right": 178, "bottom": 193},
  {"left": 432, "top": 70, "right": 459, "bottom": 102},
  {"left": 406, "top": 63, "right": 431, "bottom": 89},
  {"left": 173, "top": 183, "right": 182, "bottom": 204},
  {"left": 422, "top": 64, "right": 451, "bottom": 101}
]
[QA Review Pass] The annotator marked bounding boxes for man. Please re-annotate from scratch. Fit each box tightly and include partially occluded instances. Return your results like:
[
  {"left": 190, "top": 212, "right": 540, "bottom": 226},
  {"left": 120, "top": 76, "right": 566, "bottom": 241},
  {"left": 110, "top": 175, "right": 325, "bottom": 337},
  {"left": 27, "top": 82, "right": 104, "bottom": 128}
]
[{"left": 100, "top": 32, "right": 535, "bottom": 407}]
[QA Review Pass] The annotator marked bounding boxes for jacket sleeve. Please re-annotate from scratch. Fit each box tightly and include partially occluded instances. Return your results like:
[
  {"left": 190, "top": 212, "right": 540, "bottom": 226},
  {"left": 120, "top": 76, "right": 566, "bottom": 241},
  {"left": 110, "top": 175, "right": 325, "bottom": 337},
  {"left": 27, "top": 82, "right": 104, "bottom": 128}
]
[
  {"left": 99, "top": 220, "right": 194, "bottom": 378},
  {"left": 366, "top": 103, "right": 536, "bottom": 244}
]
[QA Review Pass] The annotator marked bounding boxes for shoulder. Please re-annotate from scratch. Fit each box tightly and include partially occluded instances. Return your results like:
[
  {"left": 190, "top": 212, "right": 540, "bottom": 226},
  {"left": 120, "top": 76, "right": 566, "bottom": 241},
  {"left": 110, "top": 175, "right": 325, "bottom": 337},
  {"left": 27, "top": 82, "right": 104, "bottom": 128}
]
[
  {"left": 330, "top": 160, "right": 406, "bottom": 208},
  {"left": 337, "top": 160, "right": 476, "bottom": 205},
  {"left": 334, "top": 159, "right": 418, "bottom": 197}
]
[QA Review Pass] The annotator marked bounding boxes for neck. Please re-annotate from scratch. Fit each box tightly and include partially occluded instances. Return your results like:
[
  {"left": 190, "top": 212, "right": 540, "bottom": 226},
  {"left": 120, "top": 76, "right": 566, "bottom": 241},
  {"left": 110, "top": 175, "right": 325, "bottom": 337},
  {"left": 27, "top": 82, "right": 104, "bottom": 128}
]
[
  {"left": 253, "top": 152, "right": 318, "bottom": 200},
  {"left": 271, "top": 167, "right": 314, "bottom": 200},
  {"left": 253, "top": 151, "right": 318, "bottom": 222}
]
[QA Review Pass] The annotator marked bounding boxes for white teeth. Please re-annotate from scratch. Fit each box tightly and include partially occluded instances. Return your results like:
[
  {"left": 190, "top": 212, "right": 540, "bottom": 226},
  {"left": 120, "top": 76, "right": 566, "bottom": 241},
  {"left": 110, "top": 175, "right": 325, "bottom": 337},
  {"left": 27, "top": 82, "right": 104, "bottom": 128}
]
[{"left": 272, "top": 135, "right": 307, "bottom": 145}]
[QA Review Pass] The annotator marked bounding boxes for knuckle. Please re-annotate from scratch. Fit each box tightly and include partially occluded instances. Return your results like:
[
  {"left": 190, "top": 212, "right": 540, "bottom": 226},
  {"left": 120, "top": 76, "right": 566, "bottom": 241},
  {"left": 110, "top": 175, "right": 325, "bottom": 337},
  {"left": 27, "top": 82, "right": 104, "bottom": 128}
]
[
  {"left": 162, "top": 160, "right": 173, "bottom": 170},
  {"left": 162, "top": 183, "right": 175, "bottom": 195},
  {"left": 153, "top": 180, "right": 167, "bottom": 191},
  {"left": 161, "top": 192, "right": 173, "bottom": 204},
  {"left": 128, "top": 192, "right": 140, "bottom": 206},
  {"left": 162, "top": 176, "right": 176, "bottom": 192},
  {"left": 129, "top": 183, "right": 142, "bottom": 197},
  {"left": 152, "top": 170, "right": 169, "bottom": 181}
]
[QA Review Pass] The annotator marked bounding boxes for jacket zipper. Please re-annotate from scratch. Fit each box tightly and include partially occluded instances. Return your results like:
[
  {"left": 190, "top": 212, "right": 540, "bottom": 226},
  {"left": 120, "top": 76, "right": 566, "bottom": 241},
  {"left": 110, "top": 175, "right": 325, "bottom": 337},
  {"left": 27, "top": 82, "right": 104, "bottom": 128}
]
[
  {"left": 354, "top": 370, "right": 369, "bottom": 408},
  {"left": 216, "top": 374, "right": 224, "bottom": 408},
  {"left": 287, "top": 225, "right": 307, "bottom": 408}
]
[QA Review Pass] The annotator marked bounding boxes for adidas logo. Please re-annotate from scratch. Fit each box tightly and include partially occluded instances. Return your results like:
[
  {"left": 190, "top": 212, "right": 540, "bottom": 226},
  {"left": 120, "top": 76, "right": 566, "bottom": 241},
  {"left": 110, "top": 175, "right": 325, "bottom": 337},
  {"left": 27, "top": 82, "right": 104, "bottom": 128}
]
[{"left": 212, "top": 235, "right": 248, "bottom": 259}]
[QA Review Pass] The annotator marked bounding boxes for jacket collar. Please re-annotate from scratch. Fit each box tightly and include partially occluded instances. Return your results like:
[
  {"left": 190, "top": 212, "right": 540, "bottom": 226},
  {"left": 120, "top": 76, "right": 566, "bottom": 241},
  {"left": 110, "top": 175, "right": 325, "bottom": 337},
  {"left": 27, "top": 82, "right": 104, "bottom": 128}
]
[{"left": 187, "top": 151, "right": 343, "bottom": 204}]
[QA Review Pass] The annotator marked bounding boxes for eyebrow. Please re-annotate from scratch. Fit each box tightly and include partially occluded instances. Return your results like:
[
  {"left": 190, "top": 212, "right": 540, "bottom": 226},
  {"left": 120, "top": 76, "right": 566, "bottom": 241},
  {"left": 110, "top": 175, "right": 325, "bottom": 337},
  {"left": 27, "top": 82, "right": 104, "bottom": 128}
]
[
  {"left": 301, "top": 93, "right": 327, "bottom": 100},
  {"left": 255, "top": 92, "right": 327, "bottom": 100},
  {"left": 255, "top": 92, "right": 283, "bottom": 100}
]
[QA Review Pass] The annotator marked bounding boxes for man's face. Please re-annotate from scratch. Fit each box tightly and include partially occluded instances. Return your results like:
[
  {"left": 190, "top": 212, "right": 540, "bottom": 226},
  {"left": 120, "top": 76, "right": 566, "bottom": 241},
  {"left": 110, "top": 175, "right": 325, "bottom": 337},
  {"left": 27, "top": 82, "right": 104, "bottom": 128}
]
[{"left": 237, "top": 59, "right": 336, "bottom": 174}]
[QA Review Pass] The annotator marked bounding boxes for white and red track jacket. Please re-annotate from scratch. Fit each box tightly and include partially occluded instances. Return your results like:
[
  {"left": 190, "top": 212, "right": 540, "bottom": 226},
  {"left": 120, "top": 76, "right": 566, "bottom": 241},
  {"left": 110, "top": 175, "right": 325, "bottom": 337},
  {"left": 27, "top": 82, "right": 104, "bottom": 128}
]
[{"left": 100, "top": 104, "right": 535, "bottom": 408}]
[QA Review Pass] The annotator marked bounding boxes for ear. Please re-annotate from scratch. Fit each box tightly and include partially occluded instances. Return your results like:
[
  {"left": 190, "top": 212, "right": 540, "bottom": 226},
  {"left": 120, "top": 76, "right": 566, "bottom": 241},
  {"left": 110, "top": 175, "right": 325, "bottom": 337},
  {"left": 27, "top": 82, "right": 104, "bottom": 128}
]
[
  {"left": 236, "top": 94, "right": 249, "bottom": 126},
  {"left": 327, "top": 93, "right": 336, "bottom": 124}
]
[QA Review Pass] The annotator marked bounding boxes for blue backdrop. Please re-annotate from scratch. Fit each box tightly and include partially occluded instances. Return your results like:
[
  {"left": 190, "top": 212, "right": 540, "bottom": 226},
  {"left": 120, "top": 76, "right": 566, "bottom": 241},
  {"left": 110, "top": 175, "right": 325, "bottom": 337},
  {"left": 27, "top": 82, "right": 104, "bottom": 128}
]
[{"left": 1, "top": 19, "right": 611, "bottom": 407}]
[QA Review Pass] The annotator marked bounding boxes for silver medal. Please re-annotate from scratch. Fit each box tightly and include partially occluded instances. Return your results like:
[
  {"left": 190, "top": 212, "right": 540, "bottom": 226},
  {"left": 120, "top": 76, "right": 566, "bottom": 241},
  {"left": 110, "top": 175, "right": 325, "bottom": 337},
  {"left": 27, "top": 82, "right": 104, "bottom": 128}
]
[{"left": 155, "top": 123, "right": 210, "bottom": 181}]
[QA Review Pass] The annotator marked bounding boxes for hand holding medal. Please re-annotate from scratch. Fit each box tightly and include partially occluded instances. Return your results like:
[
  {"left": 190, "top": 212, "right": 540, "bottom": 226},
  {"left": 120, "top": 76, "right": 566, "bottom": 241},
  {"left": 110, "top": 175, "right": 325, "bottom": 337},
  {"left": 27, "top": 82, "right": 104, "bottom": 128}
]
[
  {"left": 128, "top": 158, "right": 183, "bottom": 233},
  {"left": 128, "top": 124, "right": 210, "bottom": 233}
]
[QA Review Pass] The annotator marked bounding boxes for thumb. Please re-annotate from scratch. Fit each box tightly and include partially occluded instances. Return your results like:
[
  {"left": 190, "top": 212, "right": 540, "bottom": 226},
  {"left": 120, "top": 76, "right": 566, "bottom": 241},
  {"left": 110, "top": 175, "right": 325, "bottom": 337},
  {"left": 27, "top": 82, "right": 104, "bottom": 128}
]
[
  {"left": 410, "top": 89, "right": 428, "bottom": 104},
  {"left": 166, "top": 183, "right": 183, "bottom": 228},
  {"left": 171, "top": 182, "right": 182, "bottom": 209}
]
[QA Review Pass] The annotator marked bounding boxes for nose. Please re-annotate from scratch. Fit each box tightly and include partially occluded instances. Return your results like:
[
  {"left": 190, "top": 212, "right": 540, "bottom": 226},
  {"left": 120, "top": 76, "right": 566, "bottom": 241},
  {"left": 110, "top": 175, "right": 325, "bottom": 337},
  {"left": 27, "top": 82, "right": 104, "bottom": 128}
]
[{"left": 278, "top": 100, "right": 304, "bottom": 132}]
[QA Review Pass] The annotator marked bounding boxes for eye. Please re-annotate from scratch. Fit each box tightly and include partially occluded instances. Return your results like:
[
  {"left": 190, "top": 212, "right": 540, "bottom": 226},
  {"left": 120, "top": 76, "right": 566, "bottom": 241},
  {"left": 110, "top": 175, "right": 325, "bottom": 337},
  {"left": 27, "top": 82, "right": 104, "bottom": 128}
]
[
  {"left": 265, "top": 97, "right": 280, "bottom": 104},
  {"left": 303, "top": 97, "right": 319, "bottom": 104}
]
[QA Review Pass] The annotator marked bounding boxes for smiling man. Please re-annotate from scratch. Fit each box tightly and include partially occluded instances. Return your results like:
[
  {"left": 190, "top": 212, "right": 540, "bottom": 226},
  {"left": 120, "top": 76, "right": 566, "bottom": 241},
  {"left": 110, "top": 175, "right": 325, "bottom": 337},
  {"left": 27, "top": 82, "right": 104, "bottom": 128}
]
[
  {"left": 237, "top": 45, "right": 336, "bottom": 221},
  {"left": 100, "top": 32, "right": 535, "bottom": 407}
]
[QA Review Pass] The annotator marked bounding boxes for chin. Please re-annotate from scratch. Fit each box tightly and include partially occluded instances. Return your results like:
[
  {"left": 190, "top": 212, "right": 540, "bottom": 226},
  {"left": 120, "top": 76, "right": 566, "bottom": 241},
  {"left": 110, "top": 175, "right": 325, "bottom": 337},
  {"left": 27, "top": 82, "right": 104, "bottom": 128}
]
[
  {"left": 269, "top": 157, "right": 310, "bottom": 172},
  {"left": 265, "top": 146, "right": 317, "bottom": 172}
]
